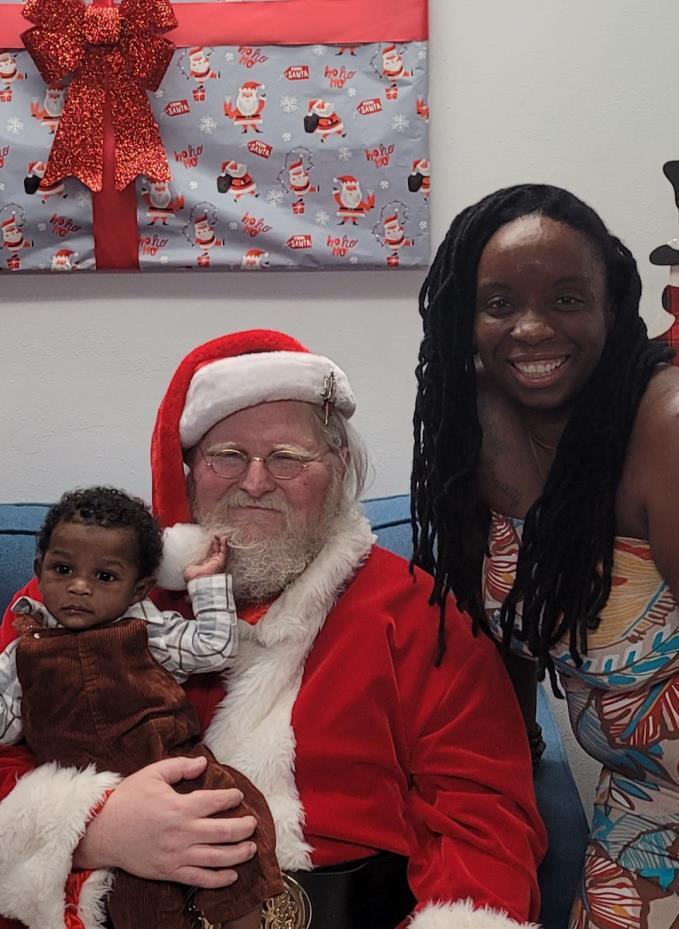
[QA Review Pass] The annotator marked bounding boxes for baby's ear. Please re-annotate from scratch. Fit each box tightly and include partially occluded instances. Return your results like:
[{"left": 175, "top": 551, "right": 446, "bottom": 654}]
[
  {"left": 33, "top": 557, "right": 43, "bottom": 579},
  {"left": 132, "top": 576, "right": 156, "bottom": 604}
]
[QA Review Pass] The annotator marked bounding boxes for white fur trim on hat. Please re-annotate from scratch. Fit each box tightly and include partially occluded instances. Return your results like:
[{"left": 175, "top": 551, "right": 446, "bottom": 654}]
[
  {"left": 0, "top": 762, "right": 121, "bottom": 929},
  {"left": 179, "top": 351, "right": 356, "bottom": 448},
  {"left": 157, "top": 523, "right": 211, "bottom": 590},
  {"left": 408, "top": 900, "right": 541, "bottom": 929}
]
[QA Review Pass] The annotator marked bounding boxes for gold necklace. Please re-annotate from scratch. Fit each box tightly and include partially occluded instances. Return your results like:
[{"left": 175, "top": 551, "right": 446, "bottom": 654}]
[{"left": 527, "top": 430, "right": 556, "bottom": 482}]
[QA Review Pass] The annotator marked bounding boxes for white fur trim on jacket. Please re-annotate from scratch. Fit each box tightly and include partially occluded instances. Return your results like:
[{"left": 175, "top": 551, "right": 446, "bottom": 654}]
[
  {"left": 408, "top": 900, "right": 541, "bottom": 929},
  {"left": 157, "top": 522, "right": 211, "bottom": 590},
  {"left": 179, "top": 350, "right": 356, "bottom": 448},
  {"left": 204, "top": 505, "right": 374, "bottom": 870},
  {"left": 0, "top": 762, "right": 121, "bottom": 929}
]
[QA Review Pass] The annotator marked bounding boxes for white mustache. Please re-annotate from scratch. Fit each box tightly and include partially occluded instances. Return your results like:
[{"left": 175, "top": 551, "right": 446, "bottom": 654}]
[{"left": 217, "top": 491, "right": 291, "bottom": 514}]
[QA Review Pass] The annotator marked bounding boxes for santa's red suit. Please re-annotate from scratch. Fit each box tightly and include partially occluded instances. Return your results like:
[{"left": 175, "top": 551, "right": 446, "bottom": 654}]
[{"left": 0, "top": 525, "right": 544, "bottom": 929}]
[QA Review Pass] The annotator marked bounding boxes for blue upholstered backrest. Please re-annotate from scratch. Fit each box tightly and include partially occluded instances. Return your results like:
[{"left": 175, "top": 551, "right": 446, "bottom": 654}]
[{"left": 0, "top": 496, "right": 587, "bottom": 928}]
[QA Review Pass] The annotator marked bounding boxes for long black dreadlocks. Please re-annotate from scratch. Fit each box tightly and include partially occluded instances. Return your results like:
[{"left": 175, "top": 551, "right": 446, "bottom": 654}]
[{"left": 411, "top": 184, "right": 673, "bottom": 676}]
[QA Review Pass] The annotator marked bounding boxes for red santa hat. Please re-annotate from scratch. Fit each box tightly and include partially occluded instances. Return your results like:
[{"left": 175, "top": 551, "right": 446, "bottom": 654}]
[
  {"left": 241, "top": 81, "right": 262, "bottom": 90},
  {"left": 335, "top": 176, "right": 355, "bottom": 185},
  {"left": 188, "top": 46, "right": 205, "bottom": 57},
  {"left": 150, "top": 329, "right": 356, "bottom": 528},
  {"left": 54, "top": 248, "right": 74, "bottom": 258},
  {"left": 384, "top": 213, "right": 399, "bottom": 225},
  {"left": 412, "top": 158, "right": 429, "bottom": 173},
  {"left": 382, "top": 44, "right": 397, "bottom": 55},
  {"left": 1, "top": 214, "right": 17, "bottom": 229},
  {"left": 27, "top": 161, "right": 46, "bottom": 176},
  {"left": 308, "top": 98, "right": 324, "bottom": 111},
  {"left": 193, "top": 213, "right": 208, "bottom": 225},
  {"left": 288, "top": 158, "right": 304, "bottom": 172}
]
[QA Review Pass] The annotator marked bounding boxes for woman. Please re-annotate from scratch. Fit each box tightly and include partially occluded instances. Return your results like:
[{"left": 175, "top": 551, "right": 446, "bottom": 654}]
[{"left": 412, "top": 184, "right": 679, "bottom": 929}]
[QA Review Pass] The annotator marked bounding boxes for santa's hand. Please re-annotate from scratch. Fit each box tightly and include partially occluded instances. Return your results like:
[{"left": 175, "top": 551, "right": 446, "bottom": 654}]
[
  {"left": 74, "top": 756, "right": 257, "bottom": 888},
  {"left": 184, "top": 535, "right": 229, "bottom": 582}
]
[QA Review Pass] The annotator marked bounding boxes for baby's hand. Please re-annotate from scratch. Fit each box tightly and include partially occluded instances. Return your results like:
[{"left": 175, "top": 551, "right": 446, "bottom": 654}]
[{"left": 183, "top": 535, "right": 229, "bottom": 583}]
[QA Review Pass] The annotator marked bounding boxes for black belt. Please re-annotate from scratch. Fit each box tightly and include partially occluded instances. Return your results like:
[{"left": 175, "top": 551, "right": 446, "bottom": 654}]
[{"left": 261, "top": 853, "right": 415, "bottom": 929}]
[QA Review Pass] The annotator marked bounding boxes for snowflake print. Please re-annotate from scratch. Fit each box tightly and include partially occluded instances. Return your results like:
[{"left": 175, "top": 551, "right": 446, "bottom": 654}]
[
  {"left": 76, "top": 193, "right": 89, "bottom": 208},
  {"left": 379, "top": 180, "right": 390, "bottom": 190},
  {"left": 417, "top": 48, "right": 428, "bottom": 60},
  {"left": 228, "top": 221, "right": 239, "bottom": 231},
  {"left": 5, "top": 117, "right": 23, "bottom": 134},
  {"left": 314, "top": 209, "right": 330, "bottom": 226},
  {"left": 224, "top": 50, "right": 236, "bottom": 62},
  {"left": 337, "top": 146, "right": 352, "bottom": 162},
  {"left": 0, "top": 182, "right": 5, "bottom": 191},
  {"left": 280, "top": 95, "right": 299, "bottom": 114},
  {"left": 419, "top": 220, "right": 429, "bottom": 231},
  {"left": 349, "top": 256, "right": 359, "bottom": 264},
  {"left": 199, "top": 116, "right": 217, "bottom": 134},
  {"left": 312, "top": 45, "right": 325, "bottom": 56},
  {"left": 154, "top": 89, "right": 165, "bottom": 99},
  {"left": 160, "top": 255, "right": 169, "bottom": 264},
  {"left": 347, "top": 87, "right": 357, "bottom": 98},
  {"left": 266, "top": 188, "right": 285, "bottom": 207},
  {"left": 281, "top": 132, "right": 292, "bottom": 142},
  {"left": 37, "top": 222, "right": 47, "bottom": 232},
  {"left": 189, "top": 181, "right": 199, "bottom": 190},
  {"left": 391, "top": 113, "right": 410, "bottom": 133}
]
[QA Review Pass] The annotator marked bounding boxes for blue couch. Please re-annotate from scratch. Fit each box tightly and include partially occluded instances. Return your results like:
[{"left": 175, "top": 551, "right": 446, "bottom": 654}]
[{"left": 0, "top": 496, "right": 588, "bottom": 929}]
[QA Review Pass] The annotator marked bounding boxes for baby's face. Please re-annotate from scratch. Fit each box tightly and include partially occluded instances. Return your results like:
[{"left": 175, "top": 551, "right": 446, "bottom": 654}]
[{"left": 37, "top": 521, "right": 146, "bottom": 630}]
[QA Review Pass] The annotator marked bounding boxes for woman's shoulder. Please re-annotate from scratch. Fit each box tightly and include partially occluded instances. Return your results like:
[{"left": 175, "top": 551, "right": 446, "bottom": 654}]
[{"left": 637, "top": 364, "right": 679, "bottom": 426}]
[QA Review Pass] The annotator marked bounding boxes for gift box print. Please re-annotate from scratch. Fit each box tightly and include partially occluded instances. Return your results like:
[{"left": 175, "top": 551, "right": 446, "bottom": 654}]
[{"left": 0, "top": 0, "right": 429, "bottom": 271}]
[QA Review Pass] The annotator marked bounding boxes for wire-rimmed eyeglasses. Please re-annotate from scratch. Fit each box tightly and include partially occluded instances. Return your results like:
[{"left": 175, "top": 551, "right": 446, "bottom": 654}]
[{"left": 198, "top": 446, "right": 331, "bottom": 481}]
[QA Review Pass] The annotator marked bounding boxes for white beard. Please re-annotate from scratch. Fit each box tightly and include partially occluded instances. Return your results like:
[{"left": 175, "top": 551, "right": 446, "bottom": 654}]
[
  {"left": 198, "top": 484, "right": 346, "bottom": 604},
  {"left": 340, "top": 187, "right": 362, "bottom": 209},
  {"left": 237, "top": 93, "right": 259, "bottom": 117},
  {"left": 151, "top": 188, "right": 171, "bottom": 208}
]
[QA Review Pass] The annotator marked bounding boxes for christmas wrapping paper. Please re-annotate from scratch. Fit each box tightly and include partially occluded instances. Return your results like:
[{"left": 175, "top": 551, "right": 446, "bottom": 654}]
[{"left": 0, "top": 0, "right": 429, "bottom": 271}]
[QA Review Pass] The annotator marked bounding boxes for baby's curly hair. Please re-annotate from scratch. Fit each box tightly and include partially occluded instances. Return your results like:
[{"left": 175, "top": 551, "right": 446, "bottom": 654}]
[{"left": 38, "top": 487, "right": 163, "bottom": 579}]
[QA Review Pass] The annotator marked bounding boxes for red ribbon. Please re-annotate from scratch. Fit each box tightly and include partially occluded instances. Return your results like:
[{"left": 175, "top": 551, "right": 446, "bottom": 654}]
[{"left": 21, "top": 0, "right": 177, "bottom": 191}]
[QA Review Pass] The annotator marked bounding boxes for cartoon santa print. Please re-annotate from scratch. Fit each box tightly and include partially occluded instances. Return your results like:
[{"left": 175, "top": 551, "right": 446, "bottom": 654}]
[
  {"left": 416, "top": 97, "right": 430, "bottom": 122},
  {"left": 0, "top": 52, "right": 25, "bottom": 92},
  {"left": 30, "top": 86, "right": 65, "bottom": 133},
  {"left": 140, "top": 180, "right": 184, "bottom": 225},
  {"left": 184, "top": 204, "right": 223, "bottom": 268},
  {"left": 182, "top": 47, "right": 218, "bottom": 100},
  {"left": 380, "top": 44, "right": 412, "bottom": 85},
  {"left": 407, "top": 158, "right": 431, "bottom": 201},
  {"left": 51, "top": 248, "right": 78, "bottom": 271},
  {"left": 382, "top": 213, "right": 413, "bottom": 252},
  {"left": 287, "top": 157, "right": 318, "bottom": 200},
  {"left": 192, "top": 213, "right": 221, "bottom": 250},
  {"left": 216, "top": 161, "right": 258, "bottom": 201},
  {"left": 224, "top": 82, "right": 266, "bottom": 134},
  {"left": 241, "top": 248, "right": 269, "bottom": 270},
  {"left": 303, "top": 100, "right": 346, "bottom": 142},
  {"left": 1, "top": 210, "right": 33, "bottom": 269},
  {"left": 23, "top": 162, "right": 66, "bottom": 202},
  {"left": 333, "top": 176, "right": 375, "bottom": 225}
]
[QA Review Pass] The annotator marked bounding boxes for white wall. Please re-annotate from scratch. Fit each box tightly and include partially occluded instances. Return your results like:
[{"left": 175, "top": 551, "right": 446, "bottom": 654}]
[{"left": 2, "top": 0, "right": 677, "bottom": 503}]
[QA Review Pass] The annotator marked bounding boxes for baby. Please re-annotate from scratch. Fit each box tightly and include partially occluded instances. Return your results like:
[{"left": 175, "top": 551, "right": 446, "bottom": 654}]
[{"left": 0, "top": 486, "right": 282, "bottom": 929}]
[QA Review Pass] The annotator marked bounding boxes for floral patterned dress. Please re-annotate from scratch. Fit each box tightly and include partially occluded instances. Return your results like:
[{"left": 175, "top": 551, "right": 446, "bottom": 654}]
[{"left": 485, "top": 512, "right": 679, "bottom": 929}]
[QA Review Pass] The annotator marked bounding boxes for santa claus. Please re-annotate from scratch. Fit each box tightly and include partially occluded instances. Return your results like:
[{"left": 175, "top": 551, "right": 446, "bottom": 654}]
[
  {"left": 30, "top": 86, "right": 65, "bottom": 134},
  {"left": 304, "top": 99, "right": 346, "bottom": 142},
  {"left": 141, "top": 181, "right": 184, "bottom": 225},
  {"left": 287, "top": 158, "right": 318, "bottom": 199},
  {"left": 191, "top": 213, "right": 222, "bottom": 252},
  {"left": 23, "top": 161, "right": 66, "bottom": 202},
  {"left": 217, "top": 161, "right": 257, "bottom": 201},
  {"left": 223, "top": 82, "right": 266, "bottom": 134},
  {"left": 1, "top": 214, "right": 32, "bottom": 252},
  {"left": 333, "top": 176, "right": 376, "bottom": 225},
  {"left": 381, "top": 44, "right": 412, "bottom": 83},
  {"left": 0, "top": 52, "right": 24, "bottom": 87},
  {"left": 51, "top": 248, "right": 78, "bottom": 272},
  {"left": 241, "top": 247, "right": 270, "bottom": 270},
  {"left": 186, "top": 47, "right": 218, "bottom": 90},
  {"left": 382, "top": 213, "right": 413, "bottom": 254},
  {"left": 407, "top": 158, "right": 431, "bottom": 200}
]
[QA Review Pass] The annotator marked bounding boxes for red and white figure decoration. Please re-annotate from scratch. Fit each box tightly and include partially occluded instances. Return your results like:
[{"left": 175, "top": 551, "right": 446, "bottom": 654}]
[
  {"left": 51, "top": 247, "right": 78, "bottom": 271},
  {"left": 408, "top": 157, "right": 431, "bottom": 201},
  {"left": 184, "top": 202, "right": 222, "bottom": 267},
  {"left": 23, "top": 160, "right": 66, "bottom": 202},
  {"left": 140, "top": 179, "right": 185, "bottom": 225},
  {"left": 241, "top": 246, "right": 269, "bottom": 269},
  {"left": 223, "top": 81, "right": 266, "bottom": 133},
  {"left": 373, "top": 203, "right": 414, "bottom": 267},
  {"left": 333, "top": 175, "right": 375, "bottom": 225},
  {"left": 0, "top": 0, "right": 429, "bottom": 272},
  {"left": 217, "top": 160, "right": 258, "bottom": 201},
  {"left": 0, "top": 204, "right": 32, "bottom": 270},
  {"left": 30, "top": 85, "right": 64, "bottom": 133},
  {"left": 303, "top": 99, "right": 346, "bottom": 142},
  {"left": 181, "top": 46, "right": 219, "bottom": 100},
  {"left": 649, "top": 162, "right": 679, "bottom": 362}
]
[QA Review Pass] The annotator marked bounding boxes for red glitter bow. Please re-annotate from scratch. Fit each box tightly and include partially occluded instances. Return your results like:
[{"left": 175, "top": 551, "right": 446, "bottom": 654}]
[{"left": 22, "top": 0, "right": 177, "bottom": 191}]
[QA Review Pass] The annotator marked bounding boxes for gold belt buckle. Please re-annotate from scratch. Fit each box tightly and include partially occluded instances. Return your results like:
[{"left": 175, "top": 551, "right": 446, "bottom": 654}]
[{"left": 261, "top": 874, "right": 312, "bottom": 929}]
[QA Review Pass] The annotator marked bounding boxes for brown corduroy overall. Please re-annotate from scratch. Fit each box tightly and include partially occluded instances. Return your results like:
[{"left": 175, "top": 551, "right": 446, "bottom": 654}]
[{"left": 16, "top": 617, "right": 283, "bottom": 928}]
